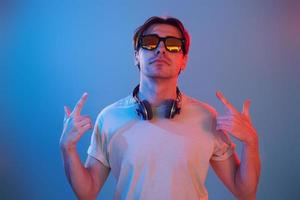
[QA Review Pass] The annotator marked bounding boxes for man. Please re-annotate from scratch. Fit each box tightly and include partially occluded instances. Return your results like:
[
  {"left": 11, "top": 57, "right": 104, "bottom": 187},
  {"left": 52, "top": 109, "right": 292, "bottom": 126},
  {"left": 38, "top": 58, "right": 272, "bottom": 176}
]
[{"left": 60, "top": 16, "right": 260, "bottom": 200}]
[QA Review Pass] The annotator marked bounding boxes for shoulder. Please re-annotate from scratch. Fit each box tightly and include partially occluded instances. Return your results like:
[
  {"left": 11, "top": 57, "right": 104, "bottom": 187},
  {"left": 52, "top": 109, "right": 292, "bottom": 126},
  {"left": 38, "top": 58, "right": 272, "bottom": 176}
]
[
  {"left": 93, "top": 94, "right": 138, "bottom": 138},
  {"left": 183, "top": 94, "right": 217, "bottom": 119},
  {"left": 95, "top": 94, "right": 137, "bottom": 123}
]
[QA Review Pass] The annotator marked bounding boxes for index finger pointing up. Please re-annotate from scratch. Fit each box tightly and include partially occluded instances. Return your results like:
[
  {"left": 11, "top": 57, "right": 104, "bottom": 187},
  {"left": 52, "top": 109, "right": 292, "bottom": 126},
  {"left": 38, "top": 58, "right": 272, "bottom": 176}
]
[
  {"left": 216, "top": 90, "right": 235, "bottom": 112},
  {"left": 74, "top": 92, "right": 88, "bottom": 116}
]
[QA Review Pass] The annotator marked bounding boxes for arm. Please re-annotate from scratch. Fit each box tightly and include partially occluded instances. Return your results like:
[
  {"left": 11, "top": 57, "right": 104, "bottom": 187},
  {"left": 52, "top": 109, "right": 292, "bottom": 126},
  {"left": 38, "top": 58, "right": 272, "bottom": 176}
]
[
  {"left": 210, "top": 136, "right": 260, "bottom": 199},
  {"left": 60, "top": 146, "right": 110, "bottom": 200},
  {"left": 235, "top": 139, "right": 260, "bottom": 198},
  {"left": 60, "top": 93, "right": 110, "bottom": 199},
  {"left": 212, "top": 91, "right": 261, "bottom": 199}
]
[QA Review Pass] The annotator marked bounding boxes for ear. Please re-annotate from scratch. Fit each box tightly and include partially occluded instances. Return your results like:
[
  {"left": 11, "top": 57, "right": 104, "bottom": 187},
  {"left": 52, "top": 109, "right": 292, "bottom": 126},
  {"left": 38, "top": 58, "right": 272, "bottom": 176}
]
[
  {"left": 134, "top": 50, "right": 139, "bottom": 66},
  {"left": 180, "top": 54, "right": 189, "bottom": 71}
]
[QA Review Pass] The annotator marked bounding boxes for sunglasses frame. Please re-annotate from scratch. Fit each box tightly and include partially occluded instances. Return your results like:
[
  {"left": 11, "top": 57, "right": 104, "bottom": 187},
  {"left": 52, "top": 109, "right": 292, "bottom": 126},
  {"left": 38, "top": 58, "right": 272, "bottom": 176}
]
[{"left": 138, "top": 34, "right": 186, "bottom": 53}]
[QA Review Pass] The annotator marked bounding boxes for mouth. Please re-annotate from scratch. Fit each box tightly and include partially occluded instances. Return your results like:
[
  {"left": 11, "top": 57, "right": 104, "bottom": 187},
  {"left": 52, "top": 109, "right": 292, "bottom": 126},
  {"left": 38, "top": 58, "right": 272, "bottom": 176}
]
[{"left": 149, "top": 59, "right": 170, "bottom": 65}]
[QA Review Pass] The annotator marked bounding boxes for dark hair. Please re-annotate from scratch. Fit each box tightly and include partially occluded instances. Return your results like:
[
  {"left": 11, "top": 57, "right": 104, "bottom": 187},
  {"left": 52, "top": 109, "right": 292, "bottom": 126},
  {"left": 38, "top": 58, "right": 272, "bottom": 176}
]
[{"left": 133, "top": 16, "right": 190, "bottom": 55}]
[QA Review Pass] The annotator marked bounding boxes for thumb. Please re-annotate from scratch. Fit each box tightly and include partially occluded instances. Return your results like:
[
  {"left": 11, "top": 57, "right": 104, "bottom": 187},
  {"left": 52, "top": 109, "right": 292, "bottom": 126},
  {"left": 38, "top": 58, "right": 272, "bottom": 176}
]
[
  {"left": 242, "top": 99, "right": 251, "bottom": 120},
  {"left": 64, "top": 105, "right": 71, "bottom": 117}
]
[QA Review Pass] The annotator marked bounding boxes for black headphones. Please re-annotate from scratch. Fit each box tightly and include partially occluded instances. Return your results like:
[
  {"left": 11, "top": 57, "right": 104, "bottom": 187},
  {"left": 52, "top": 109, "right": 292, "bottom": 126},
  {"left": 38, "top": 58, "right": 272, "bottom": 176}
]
[{"left": 132, "top": 84, "right": 182, "bottom": 120}]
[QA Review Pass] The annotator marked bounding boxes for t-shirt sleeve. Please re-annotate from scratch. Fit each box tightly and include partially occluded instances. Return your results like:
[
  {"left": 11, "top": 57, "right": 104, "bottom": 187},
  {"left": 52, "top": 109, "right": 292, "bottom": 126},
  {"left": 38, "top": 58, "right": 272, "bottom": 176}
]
[
  {"left": 211, "top": 129, "right": 236, "bottom": 161},
  {"left": 210, "top": 109, "right": 236, "bottom": 161},
  {"left": 87, "top": 113, "right": 110, "bottom": 167}
]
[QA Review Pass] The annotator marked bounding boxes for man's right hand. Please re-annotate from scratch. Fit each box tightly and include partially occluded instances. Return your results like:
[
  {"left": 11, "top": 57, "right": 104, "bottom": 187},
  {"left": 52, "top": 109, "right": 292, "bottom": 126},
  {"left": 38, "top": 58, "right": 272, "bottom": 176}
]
[{"left": 59, "top": 92, "right": 93, "bottom": 150}]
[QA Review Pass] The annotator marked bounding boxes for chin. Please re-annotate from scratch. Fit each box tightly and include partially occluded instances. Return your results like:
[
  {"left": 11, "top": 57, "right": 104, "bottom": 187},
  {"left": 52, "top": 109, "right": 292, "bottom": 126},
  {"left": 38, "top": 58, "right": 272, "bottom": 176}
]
[
  {"left": 146, "top": 72, "right": 176, "bottom": 79},
  {"left": 142, "top": 67, "right": 177, "bottom": 79}
]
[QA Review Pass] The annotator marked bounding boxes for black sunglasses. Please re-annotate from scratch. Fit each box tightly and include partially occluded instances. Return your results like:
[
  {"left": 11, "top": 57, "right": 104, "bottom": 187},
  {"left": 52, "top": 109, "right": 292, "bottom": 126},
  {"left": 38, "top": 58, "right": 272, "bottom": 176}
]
[{"left": 139, "top": 34, "right": 185, "bottom": 53}]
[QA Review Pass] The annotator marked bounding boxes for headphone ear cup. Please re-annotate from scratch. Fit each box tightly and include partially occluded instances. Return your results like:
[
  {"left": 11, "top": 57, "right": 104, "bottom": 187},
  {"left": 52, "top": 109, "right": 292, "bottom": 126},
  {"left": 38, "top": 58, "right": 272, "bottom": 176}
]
[
  {"left": 142, "top": 100, "right": 153, "bottom": 120},
  {"left": 165, "top": 100, "right": 176, "bottom": 119}
]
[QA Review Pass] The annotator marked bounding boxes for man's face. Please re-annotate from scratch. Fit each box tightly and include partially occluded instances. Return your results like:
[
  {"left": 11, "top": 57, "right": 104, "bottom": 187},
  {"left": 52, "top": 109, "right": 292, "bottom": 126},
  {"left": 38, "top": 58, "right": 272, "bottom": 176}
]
[{"left": 135, "top": 24, "right": 188, "bottom": 79}]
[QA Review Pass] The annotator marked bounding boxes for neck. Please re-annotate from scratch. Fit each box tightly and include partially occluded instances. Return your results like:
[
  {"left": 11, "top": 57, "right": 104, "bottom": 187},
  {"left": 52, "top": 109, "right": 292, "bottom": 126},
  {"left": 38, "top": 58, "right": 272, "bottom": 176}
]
[{"left": 139, "top": 77, "right": 178, "bottom": 107}]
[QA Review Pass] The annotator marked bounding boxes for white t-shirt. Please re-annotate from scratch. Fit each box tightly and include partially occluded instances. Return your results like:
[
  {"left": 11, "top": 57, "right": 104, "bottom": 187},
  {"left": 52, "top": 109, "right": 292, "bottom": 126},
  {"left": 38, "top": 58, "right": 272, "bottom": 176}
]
[{"left": 87, "top": 93, "right": 235, "bottom": 200}]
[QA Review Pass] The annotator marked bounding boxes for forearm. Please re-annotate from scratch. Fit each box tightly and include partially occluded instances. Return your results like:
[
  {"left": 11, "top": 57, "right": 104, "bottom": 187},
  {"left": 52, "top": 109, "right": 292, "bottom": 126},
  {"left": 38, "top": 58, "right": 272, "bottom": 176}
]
[
  {"left": 60, "top": 146, "right": 96, "bottom": 199},
  {"left": 235, "top": 137, "right": 261, "bottom": 199}
]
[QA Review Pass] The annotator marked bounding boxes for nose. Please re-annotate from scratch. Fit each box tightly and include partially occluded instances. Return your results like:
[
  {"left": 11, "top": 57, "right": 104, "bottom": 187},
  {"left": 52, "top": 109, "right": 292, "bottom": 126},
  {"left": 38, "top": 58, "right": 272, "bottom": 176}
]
[{"left": 155, "top": 41, "right": 166, "bottom": 55}]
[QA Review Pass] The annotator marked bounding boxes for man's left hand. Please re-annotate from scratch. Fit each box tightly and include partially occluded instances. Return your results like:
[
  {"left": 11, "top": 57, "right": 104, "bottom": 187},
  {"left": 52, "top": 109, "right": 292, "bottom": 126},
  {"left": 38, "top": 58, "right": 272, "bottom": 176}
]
[{"left": 216, "top": 91, "right": 258, "bottom": 146}]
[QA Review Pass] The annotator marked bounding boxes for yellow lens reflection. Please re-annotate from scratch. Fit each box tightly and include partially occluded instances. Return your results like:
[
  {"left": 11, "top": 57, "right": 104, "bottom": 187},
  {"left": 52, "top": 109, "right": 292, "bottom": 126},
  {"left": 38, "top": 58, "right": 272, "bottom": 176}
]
[
  {"left": 167, "top": 46, "right": 181, "bottom": 52},
  {"left": 143, "top": 44, "right": 157, "bottom": 50}
]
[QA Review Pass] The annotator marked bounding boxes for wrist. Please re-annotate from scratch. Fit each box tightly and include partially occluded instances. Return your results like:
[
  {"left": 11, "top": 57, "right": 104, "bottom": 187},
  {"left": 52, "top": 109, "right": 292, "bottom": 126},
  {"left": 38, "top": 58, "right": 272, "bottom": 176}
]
[
  {"left": 243, "top": 131, "right": 259, "bottom": 148},
  {"left": 60, "top": 142, "right": 77, "bottom": 153}
]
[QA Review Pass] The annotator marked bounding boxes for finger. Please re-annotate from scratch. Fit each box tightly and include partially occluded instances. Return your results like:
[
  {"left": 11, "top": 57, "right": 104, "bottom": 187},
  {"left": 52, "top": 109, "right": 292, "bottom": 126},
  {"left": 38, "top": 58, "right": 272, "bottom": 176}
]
[
  {"left": 242, "top": 99, "right": 251, "bottom": 119},
  {"left": 217, "top": 120, "right": 232, "bottom": 126},
  {"left": 216, "top": 116, "right": 234, "bottom": 121},
  {"left": 79, "top": 123, "right": 93, "bottom": 135},
  {"left": 76, "top": 118, "right": 91, "bottom": 127},
  {"left": 74, "top": 115, "right": 91, "bottom": 122},
  {"left": 216, "top": 124, "right": 231, "bottom": 131},
  {"left": 216, "top": 91, "right": 236, "bottom": 112},
  {"left": 75, "top": 123, "right": 92, "bottom": 141},
  {"left": 73, "top": 92, "right": 88, "bottom": 116},
  {"left": 82, "top": 122, "right": 92, "bottom": 129},
  {"left": 64, "top": 106, "right": 72, "bottom": 122},
  {"left": 217, "top": 114, "right": 243, "bottom": 123},
  {"left": 64, "top": 106, "right": 71, "bottom": 117}
]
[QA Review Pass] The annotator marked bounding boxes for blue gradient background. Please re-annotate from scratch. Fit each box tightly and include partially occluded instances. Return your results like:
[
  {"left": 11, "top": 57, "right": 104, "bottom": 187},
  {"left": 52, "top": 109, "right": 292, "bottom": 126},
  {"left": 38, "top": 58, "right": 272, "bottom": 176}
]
[{"left": 1, "top": 0, "right": 299, "bottom": 199}]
